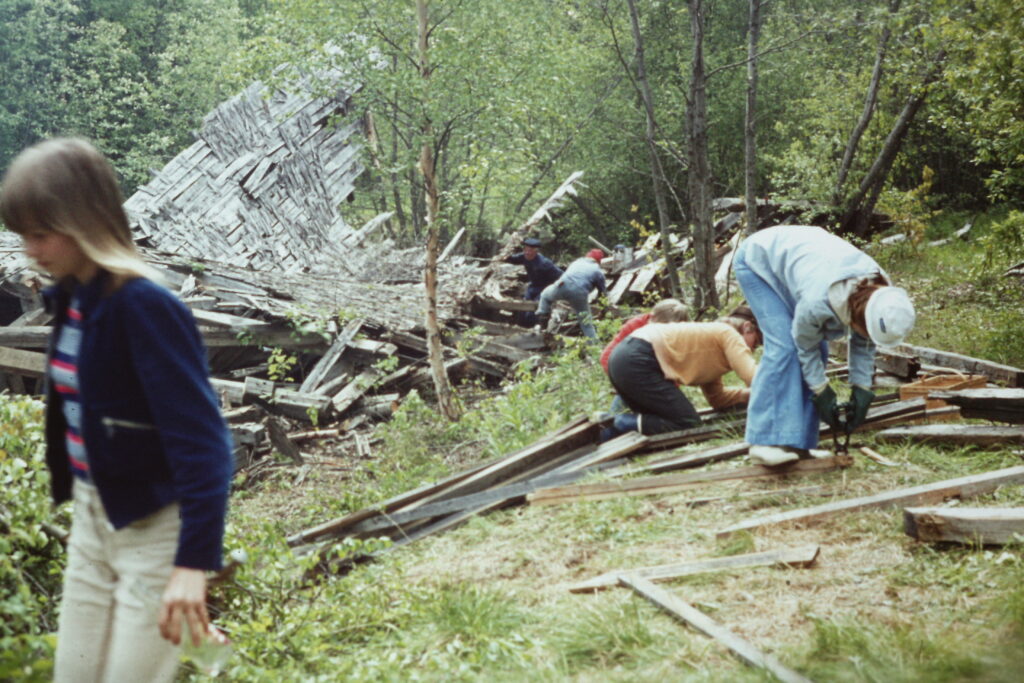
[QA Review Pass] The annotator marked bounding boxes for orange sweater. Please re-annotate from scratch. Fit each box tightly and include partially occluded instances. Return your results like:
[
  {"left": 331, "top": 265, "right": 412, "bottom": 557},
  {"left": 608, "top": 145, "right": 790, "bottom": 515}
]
[{"left": 630, "top": 322, "right": 757, "bottom": 410}]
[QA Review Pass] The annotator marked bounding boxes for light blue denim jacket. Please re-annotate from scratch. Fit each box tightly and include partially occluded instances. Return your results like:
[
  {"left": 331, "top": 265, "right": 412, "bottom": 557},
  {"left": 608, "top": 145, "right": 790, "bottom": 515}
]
[
  {"left": 739, "top": 226, "right": 887, "bottom": 390},
  {"left": 560, "top": 257, "right": 607, "bottom": 295}
]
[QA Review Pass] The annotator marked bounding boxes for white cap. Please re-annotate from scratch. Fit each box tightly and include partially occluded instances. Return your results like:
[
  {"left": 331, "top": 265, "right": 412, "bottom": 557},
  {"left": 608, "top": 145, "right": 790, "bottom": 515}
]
[{"left": 864, "top": 286, "right": 915, "bottom": 347}]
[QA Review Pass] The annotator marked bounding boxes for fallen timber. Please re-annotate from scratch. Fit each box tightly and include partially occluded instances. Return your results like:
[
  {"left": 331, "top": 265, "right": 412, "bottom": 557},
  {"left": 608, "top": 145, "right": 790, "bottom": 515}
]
[
  {"left": 876, "top": 425, "right": 1024, "bottom": 446},
  {"left": 830, "top": 339, "right": 1024, "bottom": 387},
  {"left": 903, "top": 507, "right": 1024, "bottom": 545},
  {"left": 717, "top": 465, "right": 1024, "bottom": 538},
  {"left": 569, "top": 544, "right": 820, "bottom": 593},
  {"left": 619, "top": 575, "right": 813, "bottom": 683},
  {"left": 928, "top": 388, "right": 1024, "bottom": 423},
  {"left": 527, "top": 455, "right": 852, "bottom": 506}
]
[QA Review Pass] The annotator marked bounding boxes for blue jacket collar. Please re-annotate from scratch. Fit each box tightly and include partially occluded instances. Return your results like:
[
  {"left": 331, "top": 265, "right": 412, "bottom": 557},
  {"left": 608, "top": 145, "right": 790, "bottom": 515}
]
[{"left": 42, "top": 270, "right": 112, "bottom": 318}]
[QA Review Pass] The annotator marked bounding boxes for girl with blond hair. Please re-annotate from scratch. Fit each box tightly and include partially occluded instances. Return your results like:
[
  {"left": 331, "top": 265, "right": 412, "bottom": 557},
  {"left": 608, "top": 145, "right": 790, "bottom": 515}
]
[{"left": 1, "top": 137, "right": 233, "bottom": 682}]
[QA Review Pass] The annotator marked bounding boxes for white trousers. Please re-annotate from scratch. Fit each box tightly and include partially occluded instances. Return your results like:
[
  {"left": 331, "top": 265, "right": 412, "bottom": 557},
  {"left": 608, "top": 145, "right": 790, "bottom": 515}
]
[{"left": 54, "top": 481, "right": 181, "bottom": 683}]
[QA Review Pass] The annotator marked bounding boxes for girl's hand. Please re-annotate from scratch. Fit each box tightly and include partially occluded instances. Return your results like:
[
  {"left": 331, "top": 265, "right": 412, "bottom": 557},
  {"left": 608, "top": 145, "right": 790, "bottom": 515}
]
[{"left": 158, "top": 567, "right": 208, "bottom": 647}]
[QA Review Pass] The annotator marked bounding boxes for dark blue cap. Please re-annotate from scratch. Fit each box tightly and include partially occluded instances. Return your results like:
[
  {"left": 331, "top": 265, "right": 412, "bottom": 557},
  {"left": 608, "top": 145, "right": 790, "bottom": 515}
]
[{"left": 523, "top": 238, "right": 541, "bottom": 247}]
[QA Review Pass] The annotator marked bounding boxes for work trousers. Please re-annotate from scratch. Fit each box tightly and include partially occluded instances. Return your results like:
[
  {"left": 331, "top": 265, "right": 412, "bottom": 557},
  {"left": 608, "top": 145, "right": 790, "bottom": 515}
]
[
  {"left": 734, "top": 249, "right": 827, "bottom": 449},
  {"left": 517, "top": 283, "right": 545, "bottom": 327},
  {"left": 607, "top": 337, "right": 700, "bottom": 435},
  {"left": 536, "top": 280, "right": 597, "bottom": 341},
  {"left": 54, "top": 481, "right": 181, "bottom": 683}
]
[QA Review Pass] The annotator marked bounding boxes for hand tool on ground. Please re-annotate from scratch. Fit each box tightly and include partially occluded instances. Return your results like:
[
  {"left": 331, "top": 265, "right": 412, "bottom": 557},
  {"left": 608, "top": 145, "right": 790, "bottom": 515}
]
[{"left": 831, "top": 401, "right": 853, "bottom": 455}]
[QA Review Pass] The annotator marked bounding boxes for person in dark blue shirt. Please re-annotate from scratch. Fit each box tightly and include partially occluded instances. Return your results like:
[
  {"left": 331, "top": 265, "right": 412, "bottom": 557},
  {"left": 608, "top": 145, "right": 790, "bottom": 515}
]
[{"left": 507, "top": 237, "right": 562, "bottom": 326}]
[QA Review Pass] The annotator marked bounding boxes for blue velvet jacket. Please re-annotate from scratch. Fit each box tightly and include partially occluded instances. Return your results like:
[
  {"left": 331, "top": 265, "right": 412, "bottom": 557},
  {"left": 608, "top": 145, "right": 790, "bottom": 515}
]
[{"left": 43, "top": 272, "right": 233, "bottom": 570}]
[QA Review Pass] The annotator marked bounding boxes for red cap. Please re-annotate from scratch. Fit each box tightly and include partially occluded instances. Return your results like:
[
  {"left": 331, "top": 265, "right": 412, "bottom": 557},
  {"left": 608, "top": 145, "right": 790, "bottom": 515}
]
[{"left": 587, "top": 248, "right": 605, "bottom": 261}]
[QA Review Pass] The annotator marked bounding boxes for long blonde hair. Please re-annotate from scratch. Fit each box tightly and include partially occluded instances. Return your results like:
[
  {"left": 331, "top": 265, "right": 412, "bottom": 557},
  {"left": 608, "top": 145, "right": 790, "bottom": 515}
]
[{"left": 0, "top": 137, "right": 160, "bottom": 287}]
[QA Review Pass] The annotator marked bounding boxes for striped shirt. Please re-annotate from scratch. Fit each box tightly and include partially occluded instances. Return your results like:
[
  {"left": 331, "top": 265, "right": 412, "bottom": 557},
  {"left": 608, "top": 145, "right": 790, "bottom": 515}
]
[{"left": 50, "top": 295, "right": 88, "bottom": 481}]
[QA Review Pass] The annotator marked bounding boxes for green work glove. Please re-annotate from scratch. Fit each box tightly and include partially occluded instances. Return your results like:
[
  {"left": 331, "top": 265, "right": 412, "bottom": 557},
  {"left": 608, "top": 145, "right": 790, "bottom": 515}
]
[
  {"left": 847, "top": 385, "right": 875, "bottom": 433},
  {"left": 811, "top": 385, "right": 842, "bottom": 431}
]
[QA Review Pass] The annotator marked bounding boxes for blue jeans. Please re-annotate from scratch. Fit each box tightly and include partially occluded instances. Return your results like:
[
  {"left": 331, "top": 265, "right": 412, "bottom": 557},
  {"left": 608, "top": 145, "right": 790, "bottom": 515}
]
[
  {"left": 734, "top": 249, "right": 827, "bottom": 449},
  {"left": 518, "top": 284, "right": 545, "bottom": 327},
  {"left": 537, "top": 280, "right": 597, "bottom": 341}
]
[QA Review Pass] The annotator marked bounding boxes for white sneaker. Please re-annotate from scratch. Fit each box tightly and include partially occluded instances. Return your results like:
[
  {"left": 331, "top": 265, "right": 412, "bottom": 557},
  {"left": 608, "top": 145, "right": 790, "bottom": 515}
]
[
  {"left": 748, "top": 445, "right": 800, "bottom": 467},
  {"left": 806, "top": 448, "right": 833, "bottom": 459}
]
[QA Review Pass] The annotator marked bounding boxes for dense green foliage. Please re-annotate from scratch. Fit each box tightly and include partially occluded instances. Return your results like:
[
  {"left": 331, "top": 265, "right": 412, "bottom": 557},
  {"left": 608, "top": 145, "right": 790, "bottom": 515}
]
[
  {"left": 5, "top": 1, "right": 1021, "bottom": 254},
  {"left": 0, "top": 395, "right": 61, "bottom": 683},
  {"left": 0, "top": 0, "right": 256, "bottom": 191},
  {"left": 231, "top": 0, "right": 1024, "bottom": 254}
]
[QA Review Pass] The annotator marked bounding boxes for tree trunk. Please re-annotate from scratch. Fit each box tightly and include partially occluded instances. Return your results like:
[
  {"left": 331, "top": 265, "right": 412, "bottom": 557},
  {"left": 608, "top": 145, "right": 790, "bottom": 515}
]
[
  {"left": 832, "top": 0, "right": 900, "bottom": 206},
  {"left": 417, "top": 0, "right": 460, "bottom": 420},
  {"left": 841, "top": 48, "right": 947, "bottom": 237},
  {"left": 687, "top": 0, "right": 719, "bottom": 313},
  {"left": 363, "top": 110, "right": 397, "bottom": 239},
  {"left": 627, "top": 0, "right": 681, "bottom": 299},
  {"left": 743, "top": 0, "right": 764, "bottom": 236}
]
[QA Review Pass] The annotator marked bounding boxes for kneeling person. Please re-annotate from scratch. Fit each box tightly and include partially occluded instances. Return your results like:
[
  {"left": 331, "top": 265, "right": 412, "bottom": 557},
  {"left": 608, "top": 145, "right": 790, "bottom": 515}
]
[{"left": 605, "top": 309, "right": 760, "bottom": 438}]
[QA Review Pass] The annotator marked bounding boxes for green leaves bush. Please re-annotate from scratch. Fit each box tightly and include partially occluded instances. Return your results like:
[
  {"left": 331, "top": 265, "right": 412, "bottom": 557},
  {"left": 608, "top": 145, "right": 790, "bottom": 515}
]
[{"left": 0, "top": 394, "right": 64, "bottom": 682}]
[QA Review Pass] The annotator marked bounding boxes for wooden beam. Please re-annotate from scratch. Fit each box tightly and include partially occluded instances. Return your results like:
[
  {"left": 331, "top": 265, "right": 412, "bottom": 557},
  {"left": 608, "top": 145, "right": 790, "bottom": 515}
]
[
  {"left": 286, "top": 451, "right": 508, "bottom": 547},
  {"left": 265, "top": 416, "right": 303, "bottom": 465},
  {"left": 904, "top": 507, "right": 1024, "bottom": 545},
  {"left": 547, "top": 431, "right": 650, "bottom": 474},
  {"left": 619, "top": 575, "right": 813, "bottom": 683},
  {"left": 298, "top": 318, "right": 363, "bottom": 394},
  {"left": 896, "top": 343, "right": 1024, "bottom": 388},
  {"left": 619, "top": 441, "right": 749, "bottom": 476},
  {"left": 929, "top": 388, "right": 1024, "bottom": 424},
  {"left": 717, "top": 465, "right": 1024, "bottom": 538},
  {"left": 569, "top": 544, "right": 820, "bottom": 593},
  {"left": 0, "top": 345, "right": 46, "bottom": 378},
  {"left": 876, "top": 425, "right": 1024, "bottom": 446},
  {"left": 330, "top": 368, "right": 380, "bottom": 415},
  {"left": 474, "top": 297, "right": 538, "bottom": 313},
  {"left": 0, "top": 326, "right": 50, "bottom": 349},
  {"left": 529, "top": 455, "right": 851, "bottom": 506}
]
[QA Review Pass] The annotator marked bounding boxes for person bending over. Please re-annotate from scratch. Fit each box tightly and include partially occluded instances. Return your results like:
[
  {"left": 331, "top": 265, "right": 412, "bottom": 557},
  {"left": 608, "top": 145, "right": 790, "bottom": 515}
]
[
  {"left": 536, "top": 248, "right": 608, "bottom": 341},
  {"left": 733, "top": 225, "right": 915, "bottom": 466},
  {"left": 603, "top": 308, "right": 761, "bottom": 440}
]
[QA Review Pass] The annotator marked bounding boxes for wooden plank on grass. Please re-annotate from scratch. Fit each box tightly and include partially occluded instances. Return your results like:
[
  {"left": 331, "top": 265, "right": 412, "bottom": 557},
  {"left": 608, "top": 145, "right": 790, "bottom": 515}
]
[
  {"left": 404, "top": 420, "right": 600, "bottom": 509},
  {"left": 876, "top": 425, "right": 1024, "bottom": 446},
  {"left": 904, "top": 507, "right": 1024, "bottom": 545},
  {"left": 570, "top": 543, "right": 821, "bottom": 593},
  {"left": 717, "top": 465, "right": 1024, "bottom": 538},
  {"left": 628, "top": 441, "right": 750, "bottom": 476},
  {"left": 286, "top": 452, "right": 506, "bottom": 546},
  {"left": 930, "top": 388, "right": 1024, "bottom": 424},
  {"left": 637, "top": 419, "right": 745, "bottom": 455},
  {"left": 619, "top": 575, "right": 813, "bottom": 683},
  {"left": 548, "top": 431, "right": 649, "bottom": 474},
  {"left": 529, "top": 455, "right": 852, "bottom": 506}
]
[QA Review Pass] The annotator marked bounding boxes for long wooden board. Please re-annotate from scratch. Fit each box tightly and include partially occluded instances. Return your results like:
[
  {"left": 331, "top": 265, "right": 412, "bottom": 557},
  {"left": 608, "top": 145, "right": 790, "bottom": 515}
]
[
  {"left": 716, "top": 465, "right": 1024, "bottom": 537},
  {"left": 529, "top": 455, "right": 852, "bottom": 506},
  {"left": 897, "top": 343, "right": 1024, "bottom": 387},
  {"left": 876, "top": 425, "right": 1024, "bottom": 446},
  {"left": 929, "top": 388, "right": 1024, "bottom": 424},
  {"left": 0, "top": 345, "right": 46, "bottom": 377},
  {"left": 619, "top": 575, "right": 813, "bottom": 683},
  {"left": 569, "top": 543, "right": 821, "bottom": 593},
  {"left": 904, "top": 506, "right": 1024, "bottom": 545}
]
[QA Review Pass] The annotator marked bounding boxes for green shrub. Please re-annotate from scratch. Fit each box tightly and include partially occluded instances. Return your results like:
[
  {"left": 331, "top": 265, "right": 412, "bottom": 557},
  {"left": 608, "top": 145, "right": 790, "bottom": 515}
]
[{"left": 0, "top": 394, "right": 64, "bottom": 682}]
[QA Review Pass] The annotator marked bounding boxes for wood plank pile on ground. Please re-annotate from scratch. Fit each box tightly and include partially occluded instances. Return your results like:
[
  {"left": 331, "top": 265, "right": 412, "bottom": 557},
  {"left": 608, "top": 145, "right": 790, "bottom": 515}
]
[{"left": 284, "top": 353, "right": 1024, "bottom": 563}]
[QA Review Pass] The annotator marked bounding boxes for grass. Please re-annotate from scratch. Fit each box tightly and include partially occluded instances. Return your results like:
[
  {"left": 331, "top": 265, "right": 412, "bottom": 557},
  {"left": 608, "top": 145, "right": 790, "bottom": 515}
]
[{"left": 211, "top": 206, "right": 1024, "bottom": 682}]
